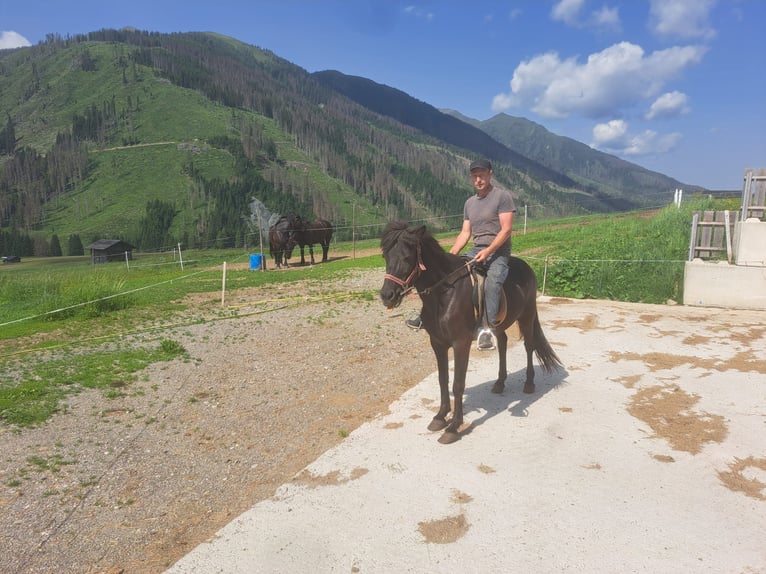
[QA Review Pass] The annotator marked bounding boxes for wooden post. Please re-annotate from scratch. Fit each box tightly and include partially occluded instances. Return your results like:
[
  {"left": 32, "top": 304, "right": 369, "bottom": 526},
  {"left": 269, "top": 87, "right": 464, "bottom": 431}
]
[
  {"left": 542, "top": 255, "right": 549, "bottom": 296},
  {"left": 177, "top": 242, "right": 184, "bottom": 271},
  {"left": 221, "top": 262, "right": 227, "bottom": 307},
  {"left": 688, "top": 212, "right": 699, "bottom": 261},
  {"left": 125, "top": 250, "right": 130, "bottom": 270},
  {"left": 724, "top": 210, "right": 733, "bottom": 264},
  {"left": 524, "top": 204, "right": 527, "bottom": 235}
]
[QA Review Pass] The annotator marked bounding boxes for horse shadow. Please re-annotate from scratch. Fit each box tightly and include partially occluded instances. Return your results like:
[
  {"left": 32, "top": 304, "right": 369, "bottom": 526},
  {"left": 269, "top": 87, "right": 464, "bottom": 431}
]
[{"left": 460, "top": 365, "right": 570, "bottom": 437}]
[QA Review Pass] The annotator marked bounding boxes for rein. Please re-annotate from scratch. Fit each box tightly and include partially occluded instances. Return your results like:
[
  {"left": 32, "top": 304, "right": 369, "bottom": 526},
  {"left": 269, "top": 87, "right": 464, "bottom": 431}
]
[
  {"left": 420, "top": 258, "right": 475, "bottom": 296},
  {"left": 384, "top": 241, "right": 475, "bottom": 297}
]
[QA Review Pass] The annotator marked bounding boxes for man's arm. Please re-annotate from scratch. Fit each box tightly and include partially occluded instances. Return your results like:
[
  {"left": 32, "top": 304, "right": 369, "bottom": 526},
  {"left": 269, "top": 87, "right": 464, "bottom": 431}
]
[{"left": 449, "top": 219, "right": 472, "bottom": 255}]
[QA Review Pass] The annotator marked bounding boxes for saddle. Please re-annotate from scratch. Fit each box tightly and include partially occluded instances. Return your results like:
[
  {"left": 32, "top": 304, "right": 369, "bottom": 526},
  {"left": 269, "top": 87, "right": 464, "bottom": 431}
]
[{"left": 470, "top": 263, "right": 507, "bottom": 330}]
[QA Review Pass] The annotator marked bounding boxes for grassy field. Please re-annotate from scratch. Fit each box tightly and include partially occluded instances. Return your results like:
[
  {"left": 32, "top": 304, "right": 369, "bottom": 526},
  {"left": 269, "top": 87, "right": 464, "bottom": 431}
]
[{"left": 0, "top": 199, "right": 735, "bottom": 426}]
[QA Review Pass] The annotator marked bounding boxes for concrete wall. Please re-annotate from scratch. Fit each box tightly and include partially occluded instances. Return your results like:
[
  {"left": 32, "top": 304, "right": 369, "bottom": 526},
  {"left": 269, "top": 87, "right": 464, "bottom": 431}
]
[{"left": 683, "top": 259, "right": 766, "bottom": 310}]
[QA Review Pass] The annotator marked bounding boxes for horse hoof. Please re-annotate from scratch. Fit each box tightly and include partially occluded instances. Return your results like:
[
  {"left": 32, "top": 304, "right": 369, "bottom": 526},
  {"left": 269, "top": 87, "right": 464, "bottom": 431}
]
[
  {"left": 438, "top": 431, "right": 460, "bottom": 444},
  {"left": 491, "top": 381, "right": 505, "bottom": 394},
  {"left": 428, "top": 418, "right": 447, "bottom": 432},
  {"left": 523, "top": 382, "right": 535, "bottom": 394}
]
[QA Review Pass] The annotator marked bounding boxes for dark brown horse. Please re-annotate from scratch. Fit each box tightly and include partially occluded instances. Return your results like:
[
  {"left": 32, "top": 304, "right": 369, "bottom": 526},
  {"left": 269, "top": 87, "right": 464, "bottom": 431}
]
[
  {"left": 268, "top": 216, "right": 291, "bottom": 269},
  {"left": 287, "top": 215, "right": 333, "bottom": 265},
  {"left": 379, "top": 221, "right": 562, "bottom": 444}
]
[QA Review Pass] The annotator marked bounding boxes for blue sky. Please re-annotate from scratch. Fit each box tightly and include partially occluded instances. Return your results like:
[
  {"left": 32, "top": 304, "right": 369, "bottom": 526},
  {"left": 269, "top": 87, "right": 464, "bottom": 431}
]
[{"left": 2, "top": 0, "right": 764, "bottom": 190}]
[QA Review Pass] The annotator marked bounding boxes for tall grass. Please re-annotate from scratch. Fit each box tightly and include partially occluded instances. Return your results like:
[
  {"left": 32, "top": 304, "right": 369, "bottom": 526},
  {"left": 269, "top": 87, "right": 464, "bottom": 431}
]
[{"left": 516, "top": 198, "right": 727, "bottom": 303}]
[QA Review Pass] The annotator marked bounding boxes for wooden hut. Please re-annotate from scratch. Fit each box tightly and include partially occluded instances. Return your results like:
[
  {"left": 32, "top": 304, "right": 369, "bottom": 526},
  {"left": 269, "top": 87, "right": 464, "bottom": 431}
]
[{"left": 85, "top": 239, "right": 135, "bottom": 264}]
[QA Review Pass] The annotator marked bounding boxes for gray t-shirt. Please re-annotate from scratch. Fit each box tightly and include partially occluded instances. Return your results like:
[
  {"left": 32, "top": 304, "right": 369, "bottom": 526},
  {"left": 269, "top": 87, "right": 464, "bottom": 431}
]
[{"left": 463, "top": 186, "right": 516, "bottom": 254}]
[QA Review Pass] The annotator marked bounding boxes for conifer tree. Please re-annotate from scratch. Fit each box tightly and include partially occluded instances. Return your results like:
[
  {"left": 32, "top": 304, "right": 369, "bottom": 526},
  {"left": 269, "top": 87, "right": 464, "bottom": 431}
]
[{"left": 50, "top": 234, "right": 62, "bottom": 256}]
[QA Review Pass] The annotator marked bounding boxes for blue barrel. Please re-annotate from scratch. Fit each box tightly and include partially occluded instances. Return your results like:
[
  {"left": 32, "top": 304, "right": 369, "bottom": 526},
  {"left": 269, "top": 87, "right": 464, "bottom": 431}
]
[{"left": 249, "top": 253, "right": 264, "bottom": 271}]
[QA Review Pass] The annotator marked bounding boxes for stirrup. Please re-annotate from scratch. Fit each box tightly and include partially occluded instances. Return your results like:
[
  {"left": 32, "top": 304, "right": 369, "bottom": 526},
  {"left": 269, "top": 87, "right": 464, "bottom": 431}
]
[{"left": 476, "top": 328, "right": 496, "bottom": 351}]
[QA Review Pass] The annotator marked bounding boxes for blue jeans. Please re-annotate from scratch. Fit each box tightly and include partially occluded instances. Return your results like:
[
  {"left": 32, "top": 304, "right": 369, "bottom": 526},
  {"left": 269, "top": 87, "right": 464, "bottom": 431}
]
[{"left": 466, "top": 247, "right": 509, "bottom": 327}]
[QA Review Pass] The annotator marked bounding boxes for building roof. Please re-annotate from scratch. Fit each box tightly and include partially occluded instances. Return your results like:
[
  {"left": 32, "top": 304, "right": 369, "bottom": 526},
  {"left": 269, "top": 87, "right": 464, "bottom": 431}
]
[{"left": 84, "top": 239, "right": 135, "bottom": 250}]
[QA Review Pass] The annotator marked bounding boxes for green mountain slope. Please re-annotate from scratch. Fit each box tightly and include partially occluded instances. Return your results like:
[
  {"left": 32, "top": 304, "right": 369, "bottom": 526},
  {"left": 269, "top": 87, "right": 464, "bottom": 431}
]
[{"left": 0, "top": 29, "right": 696, "bottom": 257}]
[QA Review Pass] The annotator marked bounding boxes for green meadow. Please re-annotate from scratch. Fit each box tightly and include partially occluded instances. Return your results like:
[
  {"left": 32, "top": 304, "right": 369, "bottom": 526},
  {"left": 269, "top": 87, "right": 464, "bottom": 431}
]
[{"left": 0, "top": 198, "right": 734, "bottom": 426}]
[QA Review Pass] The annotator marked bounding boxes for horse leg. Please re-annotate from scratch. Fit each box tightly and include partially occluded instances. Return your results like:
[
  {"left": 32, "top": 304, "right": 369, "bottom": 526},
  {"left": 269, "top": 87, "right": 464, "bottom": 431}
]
[
  {"left": 492, "top": 330, "right": 509, "bottom": 394},
  {"left": 439, "top": 339, "right": 471, "bottom": 444},
  {"left": 523, "top": 339, "right": 536, "bottom": 393},
  {"left": 519, "top": 316, "right": 536, "bottom": 394},
  {"left": 299, "top": 245, "right": 306, "bottom": 265},
  {"left": 308, "top": 244, "right": 316, "bottom": 265},
  {"left": 427, "top": 343, "right": 451, "bottom": 432},
  {"left": 321, "top": 241, "right": 329, "bottom": 262}
]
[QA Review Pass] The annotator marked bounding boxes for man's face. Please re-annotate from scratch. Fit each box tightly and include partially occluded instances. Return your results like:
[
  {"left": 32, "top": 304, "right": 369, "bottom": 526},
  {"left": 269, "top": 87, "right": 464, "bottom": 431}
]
[{"left": 470, "top": 168, "right": 492, "bottom": 193}]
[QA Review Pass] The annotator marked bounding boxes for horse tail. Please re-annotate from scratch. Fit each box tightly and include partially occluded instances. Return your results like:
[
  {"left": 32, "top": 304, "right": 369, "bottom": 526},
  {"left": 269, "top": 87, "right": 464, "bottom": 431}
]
[{"left": 532, "top": 314, "right": 563, "bottom": 373}]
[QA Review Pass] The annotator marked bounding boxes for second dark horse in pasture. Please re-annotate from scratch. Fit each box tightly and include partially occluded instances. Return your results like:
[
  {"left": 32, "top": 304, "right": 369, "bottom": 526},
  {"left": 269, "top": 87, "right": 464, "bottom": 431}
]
[
  {"left": 287, "top": 215, "right": 333, "bottom": 265},
  {"left": 268, "top": 216, "right": 292, "bottom": 269},
  {"left": 379, "top": 221, "right": 562, "bottom": 444}
]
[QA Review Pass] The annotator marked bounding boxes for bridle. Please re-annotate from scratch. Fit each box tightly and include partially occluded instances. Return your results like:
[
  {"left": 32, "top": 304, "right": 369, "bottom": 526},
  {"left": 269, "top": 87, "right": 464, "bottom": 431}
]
[
  {"left": 383, "top": 242, "right": 426, "bottom": 297},
  {"left": 384, "top": 241, "right": 476, "bottom": 298}
]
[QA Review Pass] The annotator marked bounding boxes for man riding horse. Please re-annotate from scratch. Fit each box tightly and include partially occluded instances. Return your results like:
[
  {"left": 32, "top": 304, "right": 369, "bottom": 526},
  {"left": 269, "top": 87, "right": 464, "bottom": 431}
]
[{"left": 408, "top": 159, "right": 515, "bottom": 351}]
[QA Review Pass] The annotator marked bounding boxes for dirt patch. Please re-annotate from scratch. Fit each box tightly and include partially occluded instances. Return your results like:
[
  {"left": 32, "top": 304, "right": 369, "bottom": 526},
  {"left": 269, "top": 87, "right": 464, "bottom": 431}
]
[
  {"left": 293, "top": 467, "right": 369, "bottom": 488},
  {"left": 718, "top": 457, "right": 766, "bottom": 500},
  {"left": 627, "top": 384, "right": 728, "bottom": 454},
  {"left": 610, "top": 349, "right": 766, "bottom": 373},
  {"left": 417, "top": 513, "right": 469, "bottom": 544},
  {"left": 550, "top": 313, "right": 599, "bottom": 333}
]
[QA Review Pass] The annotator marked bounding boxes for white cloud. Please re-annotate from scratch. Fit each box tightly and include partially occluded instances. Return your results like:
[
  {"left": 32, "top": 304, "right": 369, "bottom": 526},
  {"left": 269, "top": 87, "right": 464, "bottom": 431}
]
[
  {"left": 649, "top": 0, "right": 717, "bottom": 40},
  {"left": 551, "top": 0, "right": 620, "bottom": 30},
  {"left": 492, "top": 41, "right": 706, "bottom": 119},
  {"left": 403, "top": 5, "right": 435, "bottom": 22},
  {"left": 646, "top": 91, "right": 690, "bottom": 120},
  {"left": 0, "top": 31, "right": 32, "bottom": 50},
  {"left": 590, "top": 6, "right": 620, "bottom": 29},
  {"left": 551, "top": 0, "right": 585, "bottom": 26},
  {"left": 591, "top": 119, "right": 682, "bottom": 156}
]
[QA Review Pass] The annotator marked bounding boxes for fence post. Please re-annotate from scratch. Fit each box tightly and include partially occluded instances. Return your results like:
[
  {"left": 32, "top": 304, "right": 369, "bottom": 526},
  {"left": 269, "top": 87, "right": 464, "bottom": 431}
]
[
  {"left": 221, "top": 262, "right": 227, "bottom": 307},
  {"left": 524, "top": 204, "right": 527, "bottom": 235},
  {"left": 178, "top": 242, "right": 184, "bottom": 271},
  {"left": 542, "top": 255, "right": 549, "bottom": 296},
  {"left": 125, "top": 250, "right": 130, "bottom": 271},
  {"left": 688, "top": 212, "right": 699, "bottom": 261},
  {"left": 724, "top": 210, "right": 733, "bottom": 263}
]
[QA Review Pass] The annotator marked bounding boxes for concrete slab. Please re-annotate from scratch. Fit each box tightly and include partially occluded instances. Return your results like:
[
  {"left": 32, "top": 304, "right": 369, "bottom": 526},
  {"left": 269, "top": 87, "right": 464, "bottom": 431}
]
[{"left": 166, "top": 297, "right": 766, "bottom": 574}]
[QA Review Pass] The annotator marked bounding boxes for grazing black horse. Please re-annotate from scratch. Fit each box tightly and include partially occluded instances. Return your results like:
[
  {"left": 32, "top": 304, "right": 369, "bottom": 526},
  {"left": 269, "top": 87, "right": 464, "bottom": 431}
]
[
  {"left": 380, "top": 221, "right": 562, "bottom": 444},
  {"left": 268, "top": 216, "right": 291, "bottom": 269},
  {"left": 287, "top": 215, "right": 333, "bottom": 265}
]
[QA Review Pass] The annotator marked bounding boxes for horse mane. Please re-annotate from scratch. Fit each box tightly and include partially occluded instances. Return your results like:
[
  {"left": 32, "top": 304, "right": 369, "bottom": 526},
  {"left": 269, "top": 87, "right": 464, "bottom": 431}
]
[
  {"left": 381, "top": 221, "right": 449, "bottom": 265},
  {"left": 381, "top": 221, "right": 410, "bottom": 257}
]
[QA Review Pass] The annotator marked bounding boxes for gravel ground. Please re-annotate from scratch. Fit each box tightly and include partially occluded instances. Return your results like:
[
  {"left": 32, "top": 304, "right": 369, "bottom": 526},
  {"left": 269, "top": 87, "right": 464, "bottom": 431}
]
[{"left": 1, "top": 266, "right": 433, "bottom": 574}]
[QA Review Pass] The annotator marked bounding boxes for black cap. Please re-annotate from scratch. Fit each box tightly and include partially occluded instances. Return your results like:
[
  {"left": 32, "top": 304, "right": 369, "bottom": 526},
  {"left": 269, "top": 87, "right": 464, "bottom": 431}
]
[{"left": 469, "top": 159, "right": 492, "bottom": 171}]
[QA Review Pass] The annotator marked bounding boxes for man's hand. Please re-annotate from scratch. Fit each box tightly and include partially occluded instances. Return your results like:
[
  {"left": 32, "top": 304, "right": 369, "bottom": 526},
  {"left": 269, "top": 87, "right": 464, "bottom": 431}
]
[{"left": 475, "top": 248, "right": 491, "bottom": 263}]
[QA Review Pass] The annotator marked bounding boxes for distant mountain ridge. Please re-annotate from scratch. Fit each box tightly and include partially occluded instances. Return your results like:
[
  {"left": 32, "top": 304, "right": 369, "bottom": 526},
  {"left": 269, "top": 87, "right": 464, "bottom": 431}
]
[
  {"left": 311, "top": 70, "right": 700, "bottom": 204},
  {"left": 445, "top": 110, "right": 704, "bottom": 199}
]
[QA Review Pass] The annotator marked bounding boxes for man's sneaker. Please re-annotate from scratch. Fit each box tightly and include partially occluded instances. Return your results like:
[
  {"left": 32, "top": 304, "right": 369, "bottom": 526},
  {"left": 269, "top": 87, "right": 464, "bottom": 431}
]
[
  {"left": 405, "top": 315, "right": 422, "bottom": 330},
  {"left": 477, "top": 329, "right": 495, "bottom": 351}
]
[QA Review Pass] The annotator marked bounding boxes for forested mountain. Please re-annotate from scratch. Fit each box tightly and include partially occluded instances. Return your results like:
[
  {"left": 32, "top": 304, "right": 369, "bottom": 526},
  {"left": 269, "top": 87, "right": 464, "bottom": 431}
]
[
  {"left": 311, "top": 70, "right": 700, "bottom": 209},
  {"left": 445, "top": 110, "right": 704, "bottom": 202},
  {"left": 0, "top": 29, "right": 699, "bottom": 257}
]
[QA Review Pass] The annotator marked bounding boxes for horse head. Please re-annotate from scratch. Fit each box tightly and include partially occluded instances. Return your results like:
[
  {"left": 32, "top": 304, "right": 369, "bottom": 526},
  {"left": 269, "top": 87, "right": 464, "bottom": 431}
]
[
  {"left": 284, "top": 214, "right": 304, "bottom": 258},
  {"left": 379, "top": 222, "right": 428, "bottom": 309}
]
